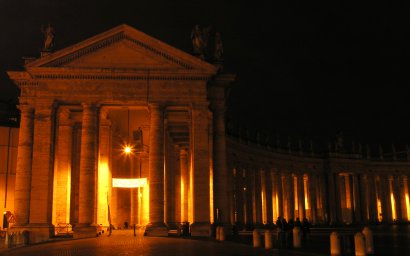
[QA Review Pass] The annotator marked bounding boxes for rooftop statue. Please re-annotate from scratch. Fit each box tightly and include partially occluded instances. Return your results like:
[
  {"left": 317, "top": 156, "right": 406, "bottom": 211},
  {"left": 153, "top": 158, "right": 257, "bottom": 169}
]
[
  {"left": 191, "top": 25, "right": 211, "bottom": 59},
  {"left": 214, "top": 32, "right": 224, "bottom": 61},
  {"left": 41, "top": 24, "right": 55, "bottom": 50}
]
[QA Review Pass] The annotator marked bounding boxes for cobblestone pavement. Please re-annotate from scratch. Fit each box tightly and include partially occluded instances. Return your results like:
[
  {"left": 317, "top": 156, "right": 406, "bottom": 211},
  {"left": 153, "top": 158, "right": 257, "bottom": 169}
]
[{"left": 0, "top": 229, "right": 322, "bottom": 256}]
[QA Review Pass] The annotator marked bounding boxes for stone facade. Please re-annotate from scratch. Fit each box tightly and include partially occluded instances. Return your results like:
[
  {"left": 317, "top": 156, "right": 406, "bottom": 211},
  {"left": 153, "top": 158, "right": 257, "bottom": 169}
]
[{"left": 2, "top": 24, "right": 410, "bottom": 245}]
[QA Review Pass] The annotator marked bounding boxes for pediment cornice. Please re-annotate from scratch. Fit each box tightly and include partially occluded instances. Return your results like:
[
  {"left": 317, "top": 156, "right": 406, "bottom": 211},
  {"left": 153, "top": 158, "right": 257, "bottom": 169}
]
[{"left": 24, "top": 24, "right": 217, "bottom": 75}]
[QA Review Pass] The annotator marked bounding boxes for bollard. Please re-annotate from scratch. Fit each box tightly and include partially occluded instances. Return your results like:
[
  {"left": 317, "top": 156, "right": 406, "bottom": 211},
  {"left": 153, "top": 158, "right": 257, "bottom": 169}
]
[
  {"left": 265, "top": 230, "right": 272, "bottom": 249},
  {"left": 362, "top": 226, "right": 374, "bottom": 255},
  {"left": 219, "top": 226, "right": 225, "bottom": 241},
  {"left": 330, "top": 231, "right": 341, "bottom": 255},
  {"left": 253, "top": 229, "right": 261, "bottom": 248},
  {"left": 354, "top": 232, "right": 366, "bottom": 256},
  {"left": 293, "top": 226, "right": 302, "bottom": 248},
  {"left": 216, "top": 226, "right": 220, "bottom": 241}
]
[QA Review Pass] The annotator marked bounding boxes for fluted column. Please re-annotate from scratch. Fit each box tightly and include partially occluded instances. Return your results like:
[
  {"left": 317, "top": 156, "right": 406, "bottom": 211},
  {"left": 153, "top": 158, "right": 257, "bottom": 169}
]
[
  {"left": 77, "top": 103, "right": 98, "bottom": 229},
  {"left": 148, "top": 103, "right": 165, "bottom": 225},
  {"left": 53, "top": 108, "right": 73, "bottom": 226},
  {"left": 13, "top": 104, "right": 34, "bottom": 226},
  {"left": 29, "top": 102, "right": 55, "bottom": 226}
]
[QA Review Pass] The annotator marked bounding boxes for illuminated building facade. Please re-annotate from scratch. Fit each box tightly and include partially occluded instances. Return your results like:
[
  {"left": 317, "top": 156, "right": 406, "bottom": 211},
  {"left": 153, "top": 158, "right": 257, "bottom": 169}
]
[{"left": 1, "top": 25, "right": 410, "bottom": 244}]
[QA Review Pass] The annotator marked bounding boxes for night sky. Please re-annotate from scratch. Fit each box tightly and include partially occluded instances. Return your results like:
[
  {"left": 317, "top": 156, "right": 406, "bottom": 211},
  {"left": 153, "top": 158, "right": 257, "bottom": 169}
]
[{"left": 1, "top": 1, "right": 410, "bottom": 151}]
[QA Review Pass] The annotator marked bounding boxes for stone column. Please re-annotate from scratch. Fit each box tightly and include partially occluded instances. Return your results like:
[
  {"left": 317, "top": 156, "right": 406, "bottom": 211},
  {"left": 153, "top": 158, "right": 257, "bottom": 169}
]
[
  {"left": 29, "top": 102, "right": 55, "bottom": 242},
  {"left": 146, "top": 104, "right": 167, "bottom": 236},
  {"left": 368, "top": 175, "right": 378, "bottom": 222},
  {"left": 75, "top": 103, "right": 98, "bottom": 238},
  {"left": 297, "top": 174, "right": 306, "bottom": 220},
  {"left": 327, "top": 172, "right": 337, "bottom": 224},
  {"left": 13, "top": 104, "right": 34, "bottom": 226},
  {"left": 53, "top": 108, "right": 73, "bottom": 226},
  {"left": 352, "top": 174, "right": 362, "bottom": 223},
  {"left": 97, "top": 109, "right": 111, "bottom": 227},
  {"left": 212, "top": 104, "right": 230, "bottom": 226},
  {"left": 265, "top": 169, "right": 273, "bottom": 224},
  {"left": 173, "top": 145, "right": 181, "bottom": 223},
  {"left": 276, "top": 172, "right": 284, "bottom": 219},
  {"left": 360, "top": 174, "right": 369, "bottom": 221},
  {"left": 287, "top": 174, "right": 295, "bottom": 220},
  {"left": 180, "top": 149, "right": 189, "bottom": 222},
  {"left": 308, "top": 174, "right": 317, "bottom": 224},
  {"left": 190, "top": 104, "right": 211, "bottom": 236}
]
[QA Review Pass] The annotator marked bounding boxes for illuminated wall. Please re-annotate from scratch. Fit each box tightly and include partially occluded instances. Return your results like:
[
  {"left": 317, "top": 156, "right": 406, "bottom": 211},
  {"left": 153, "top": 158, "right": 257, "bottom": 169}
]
[{"left": 0, "top": 127, "right": 18, "bottom": 229}]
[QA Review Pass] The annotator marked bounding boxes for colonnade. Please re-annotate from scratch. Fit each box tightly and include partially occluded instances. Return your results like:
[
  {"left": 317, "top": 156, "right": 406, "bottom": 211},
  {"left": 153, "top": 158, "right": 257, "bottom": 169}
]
[{"left": 229, "top": 163, "right": 410, "bottom": 226}]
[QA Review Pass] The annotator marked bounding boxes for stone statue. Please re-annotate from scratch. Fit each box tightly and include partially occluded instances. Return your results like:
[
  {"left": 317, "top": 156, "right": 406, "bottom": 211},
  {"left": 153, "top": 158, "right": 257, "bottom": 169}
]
[
  {"left": 41, "top": 24, "right": 55, "bottom": 50},
  {"left": 191, "top": 25, "right": 205, "bottom": 55},
  {"left": 214, "top": 32, "right": 224, "bottom": 61},
  {"left": 191, "top": 25, "right": 211, "bottom": 59},
  {"left": 335, "top": 131, "right": 344, "bottom": 152}
]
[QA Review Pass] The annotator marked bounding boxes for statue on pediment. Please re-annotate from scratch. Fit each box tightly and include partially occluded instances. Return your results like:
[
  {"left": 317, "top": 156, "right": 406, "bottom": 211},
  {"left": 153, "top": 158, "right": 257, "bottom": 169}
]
[
  {"left": 214, "top": 32, "right": 224, "bottom": 61},
  {"left": 191, "top": 25, "right": 211, "bottom": 59},
  {"left": 41, "top": 24, "right": 55, "bottom": 50}
]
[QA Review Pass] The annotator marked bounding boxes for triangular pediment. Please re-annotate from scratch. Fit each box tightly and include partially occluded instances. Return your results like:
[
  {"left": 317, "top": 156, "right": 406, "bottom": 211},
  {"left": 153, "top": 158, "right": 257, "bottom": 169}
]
[{"left": 25, "top": 24, "right": 217, "bottom": 74}]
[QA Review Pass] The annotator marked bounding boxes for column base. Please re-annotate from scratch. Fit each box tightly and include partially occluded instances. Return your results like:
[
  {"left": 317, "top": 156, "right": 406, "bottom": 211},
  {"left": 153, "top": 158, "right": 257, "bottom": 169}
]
[
  {"left": 10, "top": 223, "right": 54, "bottom": 244},
  {"left": 190, "top": 222, "right": 211, "bottom": 237},
  {"left": 144, "top": 223, "right": 168, "bottom": 237},
  {"left": 73, "top": 224, "right": 98, "bottom": 239}
]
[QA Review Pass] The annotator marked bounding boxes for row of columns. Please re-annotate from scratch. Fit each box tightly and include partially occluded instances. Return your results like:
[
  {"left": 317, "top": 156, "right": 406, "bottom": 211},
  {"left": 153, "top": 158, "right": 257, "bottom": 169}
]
[
  {"left": 232, "top": 170, "right": 321, "bottom": 225},
  {"left": 231, "top": 167, "right": 410, "bottom": 227}
]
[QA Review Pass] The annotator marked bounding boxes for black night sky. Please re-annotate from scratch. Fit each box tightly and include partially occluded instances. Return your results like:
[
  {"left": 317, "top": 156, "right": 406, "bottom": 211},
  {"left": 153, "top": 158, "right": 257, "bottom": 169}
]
[{"left": 1, "top": 1, "right": 410, "bottom": 151}]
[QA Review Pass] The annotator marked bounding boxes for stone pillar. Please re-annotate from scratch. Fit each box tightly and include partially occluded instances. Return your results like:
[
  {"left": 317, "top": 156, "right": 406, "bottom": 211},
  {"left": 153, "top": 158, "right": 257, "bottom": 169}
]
[
  {"left": 265, "top": 169, "right": 273, "bottom": 224},
  {"left": 180, "top": 149, "right": 189, "bottom": 222},
  {"left": 352, "top": 174, "right": 362, "bottom": 223},
  {"left": 75, "top": 103, "right": 98, "bottom": 238},
  {"left": 276, "top": 172, "right": 284, "bottom": 219},
  {"left": 146, "top": 103, "right": 167, "bottom": 236},
  {"left": 308, "top": 174, "right": 318, "bottom": 224},
  {"left": 360, "top": 174, "right": 369, "bottom": 221},
  {"left": 29, "top": 102, "right": 55, "bottom": 243},
  {"left": 368, "top": 175, "right": 378, "bottom": 222},
  {"left": 287, "top": 174, "right": 295, "bottom": 220},
  {"left": 190, "top": 104, "right": 211, "bottom": 236},
  {"left": 174, "top": 145, "right": 181, "bottom": 223},
  {"left": 212, "top": 105, "right": 230, "bottom": 226},
  {"left": 13, "top": 104, "right": 34, "bottom": 226},
  {"left": 380, "top": 175, "right": 392, "bottom": 222},
  {"left": 97, "top": 109, "right": 111, "bottom": 227},
  {"left": 53, "top": 108, "right": 73, "bottom": 227},
  {"left": 297, "top": 174, "right": 305, "bottom": 220},
  {"left": 327, "top": 172, "right": 337, "bottom": 224}
]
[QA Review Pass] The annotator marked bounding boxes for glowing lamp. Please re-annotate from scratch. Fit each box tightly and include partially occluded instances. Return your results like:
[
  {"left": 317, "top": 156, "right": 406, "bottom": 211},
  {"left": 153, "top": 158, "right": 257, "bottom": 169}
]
[{"left": 123, "top": 146, "right": 132, "bottom": 154}]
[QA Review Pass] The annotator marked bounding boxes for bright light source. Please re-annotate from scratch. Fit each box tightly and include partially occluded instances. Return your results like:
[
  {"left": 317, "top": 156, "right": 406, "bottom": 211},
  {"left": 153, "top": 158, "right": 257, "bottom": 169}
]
[
  {"left": 124, "top": 146, "right": 132, "bottom": 154},
  {"left": 112, "top": 178, "right": 147, "bottom": 188}
]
